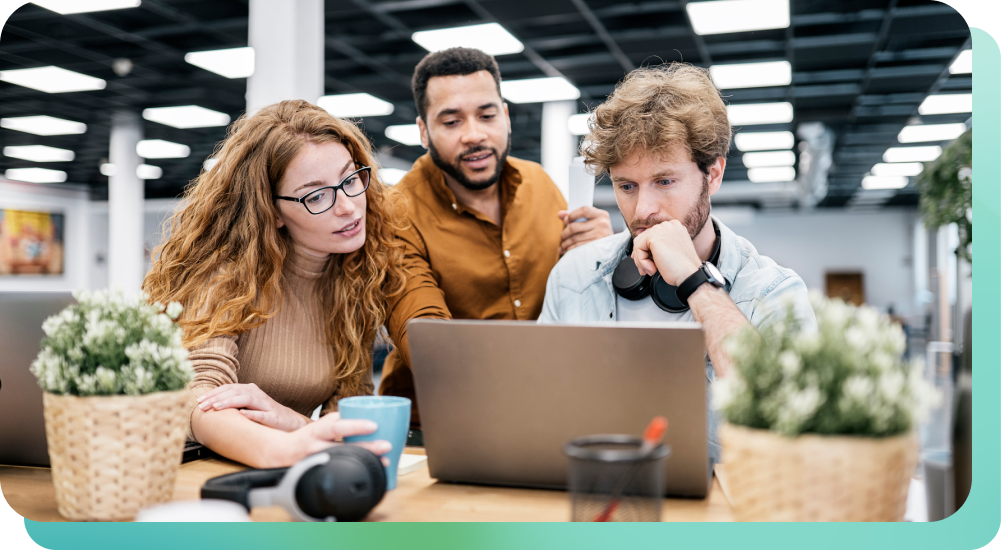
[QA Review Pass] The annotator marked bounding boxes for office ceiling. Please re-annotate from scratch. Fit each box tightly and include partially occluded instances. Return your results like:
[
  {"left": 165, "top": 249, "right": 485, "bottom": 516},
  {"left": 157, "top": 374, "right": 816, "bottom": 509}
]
[{"left": 0, "top": 0, "right": 972, "bottom": 208}]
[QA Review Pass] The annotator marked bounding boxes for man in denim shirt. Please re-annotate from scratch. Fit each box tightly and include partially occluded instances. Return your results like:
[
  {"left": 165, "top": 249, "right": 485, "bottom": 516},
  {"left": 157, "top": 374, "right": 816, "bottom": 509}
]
[{"left": 539, "top": 63, "right": 816, "bottom": 463}]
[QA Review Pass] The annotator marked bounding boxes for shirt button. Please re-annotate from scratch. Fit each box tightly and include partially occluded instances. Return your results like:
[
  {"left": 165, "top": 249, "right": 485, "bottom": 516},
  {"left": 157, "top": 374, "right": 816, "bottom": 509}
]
[
  {"left": 451, "top": 203, "right": 457, "bottom": 210},
  {"left": 514, "top": 300, "right": 522, "bottom": 308},
  {"left": 504, "top": 250, "right": 511, "bottom": 258}
]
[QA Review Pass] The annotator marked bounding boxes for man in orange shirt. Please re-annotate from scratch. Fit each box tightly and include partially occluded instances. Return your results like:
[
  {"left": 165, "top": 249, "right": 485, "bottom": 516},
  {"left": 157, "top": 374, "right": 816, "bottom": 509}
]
[{"left": 380, "top": 48, "right": 613, "bottom": 437}]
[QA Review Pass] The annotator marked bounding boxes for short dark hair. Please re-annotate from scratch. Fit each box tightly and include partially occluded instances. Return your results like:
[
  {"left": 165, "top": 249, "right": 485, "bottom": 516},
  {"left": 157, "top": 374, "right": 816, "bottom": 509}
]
[{"left": 412, "top": 47, "right": 502, "bottom": 121}]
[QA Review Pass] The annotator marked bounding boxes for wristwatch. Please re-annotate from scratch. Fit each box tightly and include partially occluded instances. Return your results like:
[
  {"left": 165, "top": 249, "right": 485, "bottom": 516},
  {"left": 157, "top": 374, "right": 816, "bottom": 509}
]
[{"left": 676, "top": 261, "right": 725, "bottom": 307}]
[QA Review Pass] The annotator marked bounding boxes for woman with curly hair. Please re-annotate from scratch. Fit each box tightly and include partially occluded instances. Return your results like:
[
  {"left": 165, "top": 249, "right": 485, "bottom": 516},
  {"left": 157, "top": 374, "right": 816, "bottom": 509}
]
[{"left": 144, "top": 100, "right": 407, "bottom": 468}]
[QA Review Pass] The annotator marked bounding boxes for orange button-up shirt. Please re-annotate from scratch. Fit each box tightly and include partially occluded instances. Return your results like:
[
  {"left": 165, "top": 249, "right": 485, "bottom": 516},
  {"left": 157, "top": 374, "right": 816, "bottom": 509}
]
[{"left": 380, "top": 153, "right": 567, "bottom": 426}]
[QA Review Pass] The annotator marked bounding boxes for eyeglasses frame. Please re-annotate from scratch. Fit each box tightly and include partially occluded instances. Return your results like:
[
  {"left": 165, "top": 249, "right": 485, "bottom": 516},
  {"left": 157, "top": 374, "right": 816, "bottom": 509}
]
[{"left": 273, "top": 166, "right": 372, "bottom": 215}]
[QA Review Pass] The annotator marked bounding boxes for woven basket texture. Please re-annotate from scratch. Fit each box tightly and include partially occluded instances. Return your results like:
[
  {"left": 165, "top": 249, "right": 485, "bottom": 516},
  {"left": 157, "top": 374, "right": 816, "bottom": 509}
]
[
  {"left": 720, "top": 423, "right": 918, "bottom": 522},
  {"left": 43, "top": 390, "right": 189, "bottom": 521}
]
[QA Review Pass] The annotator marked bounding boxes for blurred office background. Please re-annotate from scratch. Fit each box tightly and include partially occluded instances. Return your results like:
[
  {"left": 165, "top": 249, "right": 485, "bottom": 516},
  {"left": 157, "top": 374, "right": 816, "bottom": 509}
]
[{"left": 0, "top": 0, "right": 972, "bottom": 360}]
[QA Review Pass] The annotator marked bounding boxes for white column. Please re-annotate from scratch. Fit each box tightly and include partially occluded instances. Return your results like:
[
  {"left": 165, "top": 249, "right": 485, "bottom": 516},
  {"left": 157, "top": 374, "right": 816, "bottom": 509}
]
[
  {"left": 541, "top": 100, "right": 577, "bottom": 203},
  {"left": 107, "top": 111, "right": 144, "bottom": 291},
  {"left": 246, "top": 0, "right": 324, "bottom": 113}
]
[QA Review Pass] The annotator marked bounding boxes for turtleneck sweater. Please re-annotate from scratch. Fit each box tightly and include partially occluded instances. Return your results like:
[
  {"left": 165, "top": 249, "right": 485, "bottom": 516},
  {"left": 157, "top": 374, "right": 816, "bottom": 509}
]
[{"left": 184, "top": 247, "right": 374, "bottom": 439}]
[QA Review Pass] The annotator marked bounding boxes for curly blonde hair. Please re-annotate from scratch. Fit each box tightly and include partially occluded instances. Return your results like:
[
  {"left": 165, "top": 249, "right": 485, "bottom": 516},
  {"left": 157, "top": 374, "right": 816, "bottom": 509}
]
[
  {"left": 143, "top": 100, "right": 407, "bottom": 398},
  {"left": 582, "top": 62, "right": 732, "bottom": 175}
]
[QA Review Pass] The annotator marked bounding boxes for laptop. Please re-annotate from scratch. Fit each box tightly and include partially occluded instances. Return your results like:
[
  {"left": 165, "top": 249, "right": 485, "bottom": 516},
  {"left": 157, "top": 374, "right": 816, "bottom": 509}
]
[
  {"left": 0, "top": 291, "right": 207, "bottom": 467},
  {"left": 408, "top": 319, "right": 712, "bottom": 498}
]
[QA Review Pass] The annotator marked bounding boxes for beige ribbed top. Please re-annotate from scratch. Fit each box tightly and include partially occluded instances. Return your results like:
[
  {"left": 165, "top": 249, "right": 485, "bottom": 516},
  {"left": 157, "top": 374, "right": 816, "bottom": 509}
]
[{"left": 185, "top": 247, "right": 374, "bottom": 439}]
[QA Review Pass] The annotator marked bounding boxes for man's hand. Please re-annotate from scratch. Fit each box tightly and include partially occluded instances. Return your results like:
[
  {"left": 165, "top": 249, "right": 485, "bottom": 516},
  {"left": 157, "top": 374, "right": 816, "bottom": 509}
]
[
  {"left": 198, "top": 383, "right": 308, "bottom": 432},
  {"left": 558, "top": 206, "right": 613, "bottom": 255},
  {"left": 631, "top": 220, "right": 702, "bottom": 285}
]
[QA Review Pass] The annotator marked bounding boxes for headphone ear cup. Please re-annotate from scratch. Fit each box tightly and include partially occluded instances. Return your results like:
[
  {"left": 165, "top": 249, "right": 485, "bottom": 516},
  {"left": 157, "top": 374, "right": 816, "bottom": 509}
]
[
  {"left": 613, "top": 255, "right": 652, "bottom": 300},
  {"left": 650, "top": 273, "right": 690, "bottom": 313},
  {"left": 294, "top": 445, "right": 387, "bottom": 521}
]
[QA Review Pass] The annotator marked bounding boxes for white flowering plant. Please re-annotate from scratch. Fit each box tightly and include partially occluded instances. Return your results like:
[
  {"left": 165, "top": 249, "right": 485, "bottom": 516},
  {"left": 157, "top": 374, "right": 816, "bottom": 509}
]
[
  {"left": 713, "top": 292, "right": 937, "bottom": 437},
  {"left": 30, "top": 288, "right": 193, "bottom": 396}
]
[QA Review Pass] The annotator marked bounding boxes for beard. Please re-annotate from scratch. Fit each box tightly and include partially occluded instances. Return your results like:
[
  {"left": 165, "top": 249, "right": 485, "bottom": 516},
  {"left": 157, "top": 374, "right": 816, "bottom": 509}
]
[
  {"left": 628, "top": 172, "right": 711, "bottom": 240},
  {"left": 428, "top": 131, "right": 511, "bottom": 192}
]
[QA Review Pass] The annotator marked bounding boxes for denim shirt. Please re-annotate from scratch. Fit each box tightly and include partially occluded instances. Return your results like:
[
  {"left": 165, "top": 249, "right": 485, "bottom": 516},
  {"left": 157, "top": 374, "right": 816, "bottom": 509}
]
[{"left": 538, "top": 216, "right": 817, "bottom": 462}]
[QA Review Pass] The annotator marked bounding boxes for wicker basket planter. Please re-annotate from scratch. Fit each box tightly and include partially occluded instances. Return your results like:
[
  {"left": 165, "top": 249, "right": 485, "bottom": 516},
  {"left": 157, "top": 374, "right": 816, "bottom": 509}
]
[
  {"left": 43, "top": 390, "right": 190, "bottom": 521},
  {"left": 720, "top": 423, "right": 919, "bottom": 522}
]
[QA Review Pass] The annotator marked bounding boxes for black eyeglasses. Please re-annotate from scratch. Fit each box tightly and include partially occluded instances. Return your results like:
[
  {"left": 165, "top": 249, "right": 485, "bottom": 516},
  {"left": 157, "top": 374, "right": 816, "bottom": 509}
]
[{"left": 273, "top": 166, "right": 371, "bottom": 215}]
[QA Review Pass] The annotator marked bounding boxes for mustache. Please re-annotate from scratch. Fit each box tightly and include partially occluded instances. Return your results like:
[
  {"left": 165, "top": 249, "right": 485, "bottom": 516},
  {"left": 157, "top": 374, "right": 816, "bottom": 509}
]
[
  {"left": 455, "top": 145, "right": 495, "bottom": 162},
  {"left": 628, "top": 216, "right": 671, "bottom": 235}
]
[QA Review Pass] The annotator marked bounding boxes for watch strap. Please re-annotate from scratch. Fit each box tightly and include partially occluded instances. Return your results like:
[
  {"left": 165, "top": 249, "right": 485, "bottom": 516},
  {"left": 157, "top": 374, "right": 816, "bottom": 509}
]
[{"left": 677, "top": 263, "right": 721, "bottom": 307}]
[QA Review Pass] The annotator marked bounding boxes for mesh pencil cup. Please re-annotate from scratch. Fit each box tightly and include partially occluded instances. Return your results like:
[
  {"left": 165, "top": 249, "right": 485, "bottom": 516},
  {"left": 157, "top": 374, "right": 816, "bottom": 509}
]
[{"left": 564, "top": 434, "right": 671, "bottom": 522}]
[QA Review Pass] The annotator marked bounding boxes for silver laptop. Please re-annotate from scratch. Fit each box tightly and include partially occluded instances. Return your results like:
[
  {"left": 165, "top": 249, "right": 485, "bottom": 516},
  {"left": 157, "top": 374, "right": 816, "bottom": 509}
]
[
  {"left": 0, "top": 291, "right": 76, "bottom": 466},
  {"left": 408, "top": 319, "right": 712, "bottom": 498}
]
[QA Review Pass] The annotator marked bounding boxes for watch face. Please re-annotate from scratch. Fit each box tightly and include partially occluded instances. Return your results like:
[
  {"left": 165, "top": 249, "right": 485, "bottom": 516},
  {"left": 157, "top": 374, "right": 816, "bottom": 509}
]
[{"left": 705, "top": 262, "right": 724, "bottom": 284}]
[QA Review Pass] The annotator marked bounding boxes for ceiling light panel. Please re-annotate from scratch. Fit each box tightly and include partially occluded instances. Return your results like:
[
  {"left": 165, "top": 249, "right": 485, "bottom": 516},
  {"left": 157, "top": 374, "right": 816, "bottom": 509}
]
[
  {"left": 950, "top": 50, "right": 972, "bottom": 74},
  {"left": 686, "top": 0, "right": 790, "bottom": 35},
  {"left": 862, "top": 175, "right": 908, "bottom": 190},
  {"left": 568, "top": 114, "right": 591, "bottom": 136},
  {"left": 184, "top": 47, "right": 255, "bottom": 79},
  {"left": 734, "top": 131, "right": 794, "bottom": 151},
  {"left": 747, "top": 166, "right": 795, "bottom": 182},
  {"left": 726, "top": 102, "right": 794, "bottom": 125},
  {"left": 385, "top": 125, "right": 422, "bottom": 146},
  {"left": 0, "top": 115, "right": 87, "bottom": 135},
  {"left": 142, "top": 106, "right": 231, "bottom": 129},
  {"left": 136, "top": 139, "right": 190, "bottom": 159},
  {"left": 742, "top": 150, "right": 796, "bottom": 168},
  {"left": 710, "top": 61, "right": 791, "bottom": 89},
  {"left": 32, "top": 0, "right": 140, "bottom": 14},
  {"left": 317, "top": 93, "right": 395, "bottom": 118},
  {"left": 918, "top": 93, "right": 972, "bottom": 115},
  {"left": 898, "top": 123, "right": 967, "bottom": 143},
  {"left": 5, "top": 167, "right": 67, "bottom": 183},
  {"left": 3, "top": 145, "right": 75, "bottom": 162},
  {"left": 137, "top": 164, "right": 162, "bottom": 179},
  {"left": 412, "top": 23, "right": 524, "bottom": 56},
  {"left": 380, "top": 168, "right": 407, "bottom": 185},
  {"left": 0, "top": 66, "right": 106, "bottom": 93},
  {"left": 500, "top": 77, "right": 580, "bottom": 104},
  {"left": 883, "top": 146, "right": 942, "bottom": 163},
  {"left": 871, "top": 163, "right": 924, "bottom": 177}
]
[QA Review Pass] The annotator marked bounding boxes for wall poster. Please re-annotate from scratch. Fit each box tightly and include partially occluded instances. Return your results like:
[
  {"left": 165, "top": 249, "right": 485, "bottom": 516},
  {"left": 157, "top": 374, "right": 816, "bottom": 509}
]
[{"left": 0, "top": 208, "right": 65, "bottom": 276}]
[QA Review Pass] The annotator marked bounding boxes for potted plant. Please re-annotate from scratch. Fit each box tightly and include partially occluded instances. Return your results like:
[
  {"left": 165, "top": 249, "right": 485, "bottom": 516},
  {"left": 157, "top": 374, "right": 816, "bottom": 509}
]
[
  {"left": 30, "top": 288, "right": 193, "bottom": 521},
  {"left": 917, "top": 128, "right": 972, "bottom": 263},
  {"left": 714, "top": 293, "right": 937, "bottom": 521}
]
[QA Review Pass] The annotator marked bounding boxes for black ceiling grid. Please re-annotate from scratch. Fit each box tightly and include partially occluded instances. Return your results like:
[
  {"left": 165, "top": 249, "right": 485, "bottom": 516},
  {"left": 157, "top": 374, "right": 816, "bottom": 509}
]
[{"left": 0, "top": 0, "right": 970, "bottom": 207}]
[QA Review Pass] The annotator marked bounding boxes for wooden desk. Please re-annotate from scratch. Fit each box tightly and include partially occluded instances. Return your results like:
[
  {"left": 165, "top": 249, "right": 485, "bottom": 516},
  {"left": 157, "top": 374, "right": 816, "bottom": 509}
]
[{"left": 0, "top": 449, "right": 734, "bottom": 522}]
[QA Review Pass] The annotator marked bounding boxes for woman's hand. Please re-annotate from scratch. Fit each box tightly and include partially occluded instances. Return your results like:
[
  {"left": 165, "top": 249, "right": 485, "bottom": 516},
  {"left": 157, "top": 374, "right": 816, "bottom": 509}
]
[
  {"left": 280, "top": 412, "right": 392, "bottom": 467},
  {"left": 198, "top": 383, "right": 308, "bottom": 432}
]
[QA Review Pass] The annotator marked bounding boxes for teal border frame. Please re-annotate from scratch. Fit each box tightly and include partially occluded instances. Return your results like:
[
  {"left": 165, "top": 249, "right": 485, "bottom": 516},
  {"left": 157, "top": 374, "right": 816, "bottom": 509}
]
[{"left": 6, "top": 16, "right": 999, "bottom": 550}]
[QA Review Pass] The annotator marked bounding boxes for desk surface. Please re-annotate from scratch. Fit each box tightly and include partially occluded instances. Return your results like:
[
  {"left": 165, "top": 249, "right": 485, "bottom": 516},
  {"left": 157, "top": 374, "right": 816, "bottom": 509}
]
[{"left": 0, "top": 449, "right": 734, "bottom": 522}]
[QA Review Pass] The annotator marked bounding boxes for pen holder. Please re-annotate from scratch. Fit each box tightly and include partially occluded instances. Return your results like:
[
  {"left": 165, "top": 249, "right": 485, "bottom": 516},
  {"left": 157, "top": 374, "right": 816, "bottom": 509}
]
[{"left": 564, "top": 435, "right": 670, "bottom": 522}]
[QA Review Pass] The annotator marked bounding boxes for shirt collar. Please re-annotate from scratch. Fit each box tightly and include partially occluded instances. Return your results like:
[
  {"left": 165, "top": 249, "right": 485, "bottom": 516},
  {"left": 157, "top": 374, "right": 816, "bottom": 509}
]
[{"left": 413, "top": 153, "right": 523, "bottom": 215}]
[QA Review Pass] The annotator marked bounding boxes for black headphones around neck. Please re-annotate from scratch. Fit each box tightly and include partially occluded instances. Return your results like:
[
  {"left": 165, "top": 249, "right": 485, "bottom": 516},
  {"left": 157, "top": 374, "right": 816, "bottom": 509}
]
[
  {"left": 201, "top": 445, "right": 386, "bottom": 522},
  {"left": 613, "top": 220, "right": 722, "bottom": 313}
]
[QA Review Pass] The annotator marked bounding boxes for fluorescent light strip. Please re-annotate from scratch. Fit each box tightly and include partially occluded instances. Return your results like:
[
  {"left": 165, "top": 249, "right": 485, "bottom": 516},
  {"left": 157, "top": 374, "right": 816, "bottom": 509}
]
[
  {"left": 380, "top": 168, "right": 408, "bottom": 185},
  {"left": 871, "top": 163, "right": 924, "bottom": 177},
  {"left": 136, "top": 139, "right": 190, "bottom": 159},
  {"left": 568, "top": 113, "right": 591, "bottom": 136},
  {"left": 862, "top": 175, "right": 908, "bottom": 190},
  {"left": 950, "top": 50, "right": 972, "bottom": 74},
  {"left": 184, "top": 47, "right": 255, "bottom": 79},
  {"left": 726, "top": 102, "right": 793, "bottom": 125},
  {"left": 710, "top": 60, "right": 791, "bottom": 89},
  {"left": 898, "top": 123, "right": 967, "bottom": 143},
  {"left": 747, "top": 166, "right": 795, "bottom": 182},
  {"left": 686, "top": 0, "right": 790, "bottom": 35},
  {"left": 412, "top": 23, "right": 524, "bottom": 56},
  {"left": 501, "top": 77, "right": 580, "bottom": 104},
  {"left": 100, "top": 163, "right": 117, "bottom": 176},
  {"left": 143, "top": 106, "right": 231, "bottom": 129},
  {"left": 385, "top": 125, "right": 422, "bottom": 146},
  {"left": 0, "top": 66, "right": 106, "bottom": 93},
  {"left": 734, "top": 131, "right": 794, "bottom": 151},
  {"left": 742, "top": 150, "right": 795, "bottom": 168},
  {"left": 137, "top": 164, "right": 162, "bottom": 180},
  {"left": 317, "top": 93, "right": 395, "bottom": 118},
  {"left": 3, "top": 145, "right": 74, "bottom": 162},
  {"left": 31, "top": 0, "right": 141, "bottom": 14},
  {"left": 883, "top": 146, "right": 942, "bottom": 163},
  {"left": 203, "top": 158, "right": 219, "bottom": 172},
  {"left": 918, "top": 94, "right": 972, "bottom": 115},
  {"left": 5, "top": 167, "right": 67, "bottom": 183},
  {"left": 0, "top": 115, "right": 87, "bottom": 136}
]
